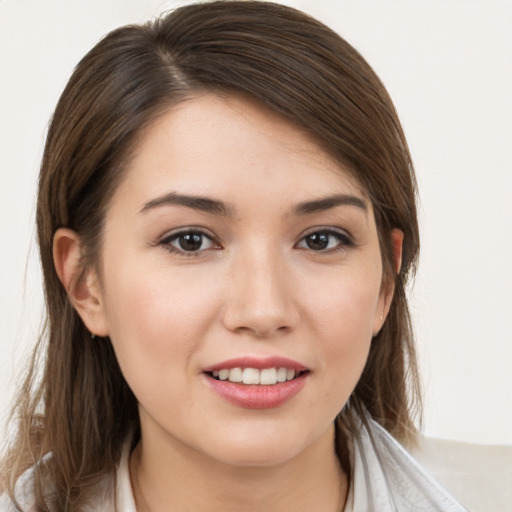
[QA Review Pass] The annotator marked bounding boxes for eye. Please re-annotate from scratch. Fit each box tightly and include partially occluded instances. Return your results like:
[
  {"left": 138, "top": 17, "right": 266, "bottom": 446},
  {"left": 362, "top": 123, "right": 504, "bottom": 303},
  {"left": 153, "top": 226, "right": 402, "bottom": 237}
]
[
  {"left": 296, "top": 229, "right": 352, "bottom": 252},
  {"left": 161, "top": 230, "right": 217, "bottom": 254}
]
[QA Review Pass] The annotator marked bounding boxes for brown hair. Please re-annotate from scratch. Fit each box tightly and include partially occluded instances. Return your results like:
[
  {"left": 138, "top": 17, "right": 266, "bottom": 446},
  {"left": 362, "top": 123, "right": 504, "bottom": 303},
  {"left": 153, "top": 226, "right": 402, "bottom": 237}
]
[{"left": 2, "top": 1, "right": 420, "bottom": 509}]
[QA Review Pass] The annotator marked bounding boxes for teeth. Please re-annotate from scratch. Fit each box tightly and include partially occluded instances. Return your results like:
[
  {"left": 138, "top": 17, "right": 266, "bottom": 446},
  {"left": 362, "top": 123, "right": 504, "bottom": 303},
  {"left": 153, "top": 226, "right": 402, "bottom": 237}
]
[
  {"left": 212, "top": 367, "right": 301, "bottom": 385},
  {"left": 260, "top": 368, "right": 277, "bottom": 385},
  {"left": 276, "top": 367, "right": 287, "bottom": 382},
  {"left": 242, "top": 368, "right": 260, "bottom": 385},
  {"left": 229, "top": 367, "right": 243, "bottom": 383}
]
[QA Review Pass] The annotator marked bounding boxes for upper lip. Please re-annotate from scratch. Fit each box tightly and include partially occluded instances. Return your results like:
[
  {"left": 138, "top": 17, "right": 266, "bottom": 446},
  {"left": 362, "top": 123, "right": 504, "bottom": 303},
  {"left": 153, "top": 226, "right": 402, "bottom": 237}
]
[{"left": 203, "top": 356, "right": 307, "bottom": 372}]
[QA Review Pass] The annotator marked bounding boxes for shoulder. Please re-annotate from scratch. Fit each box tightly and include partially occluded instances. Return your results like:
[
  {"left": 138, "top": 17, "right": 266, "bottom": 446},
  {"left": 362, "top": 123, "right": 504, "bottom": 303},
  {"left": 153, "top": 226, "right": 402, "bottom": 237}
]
[
  {"left": 0, "top": 462, "right": 38, "bottom": 511},
  {"left": 348, "top": 414, "right": 469, "bottom": 511},
  {"left": 411, "top": 436, "right": 512, "bottom": 512},
  {"left": 0, "top": 437, "right": 136, "bottom": 511},
  {"left": 0, "top": 493, "right": 20, "bottom": 511},
  {"left": 0, "top": 458, "right": 119, "bottom": 512}
]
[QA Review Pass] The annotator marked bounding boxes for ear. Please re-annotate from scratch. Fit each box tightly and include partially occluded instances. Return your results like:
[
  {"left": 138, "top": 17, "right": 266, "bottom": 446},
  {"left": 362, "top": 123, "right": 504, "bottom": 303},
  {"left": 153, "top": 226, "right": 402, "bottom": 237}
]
[
  {"left": 53, "top": 228, "right": 109, "bottom": 337},
  {"left": 372, "top": 228, "right": 404, "bottom": 335}
]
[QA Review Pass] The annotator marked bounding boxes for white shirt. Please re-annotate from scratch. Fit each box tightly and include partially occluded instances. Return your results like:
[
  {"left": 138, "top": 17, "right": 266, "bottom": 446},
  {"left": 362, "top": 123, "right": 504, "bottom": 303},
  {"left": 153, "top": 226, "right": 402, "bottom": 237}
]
[
  {"left": 343, "top": 414, "right": 467, "bottom": 511},
  {"left": 0, "top": 415, "right": 469, "bottom": 511}
]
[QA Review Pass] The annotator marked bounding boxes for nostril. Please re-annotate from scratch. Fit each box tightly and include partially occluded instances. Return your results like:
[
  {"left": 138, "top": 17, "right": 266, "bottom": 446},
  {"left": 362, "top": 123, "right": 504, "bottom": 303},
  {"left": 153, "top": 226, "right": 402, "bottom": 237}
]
[{"left": 221, "top": 283, "right": 301, "bottom": 336}]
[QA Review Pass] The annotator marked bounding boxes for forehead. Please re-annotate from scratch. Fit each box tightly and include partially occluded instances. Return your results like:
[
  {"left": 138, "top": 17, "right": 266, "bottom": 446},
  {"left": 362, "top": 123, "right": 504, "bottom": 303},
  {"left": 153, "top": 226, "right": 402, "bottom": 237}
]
[{"left": 114, "top": 93, "right": 368, "bottom": 215}]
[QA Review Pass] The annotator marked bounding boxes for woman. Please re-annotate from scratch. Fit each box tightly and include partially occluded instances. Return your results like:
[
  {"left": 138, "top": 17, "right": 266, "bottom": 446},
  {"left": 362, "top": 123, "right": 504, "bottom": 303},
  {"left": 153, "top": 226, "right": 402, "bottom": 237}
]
[{"left": 1, "top": 1, "right": 467, "bottom": 510}]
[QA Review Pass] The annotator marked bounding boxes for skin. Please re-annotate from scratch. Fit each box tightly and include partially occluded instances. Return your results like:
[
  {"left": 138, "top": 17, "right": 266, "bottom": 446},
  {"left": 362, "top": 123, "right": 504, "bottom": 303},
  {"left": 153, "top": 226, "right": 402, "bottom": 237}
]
[{"left": 54, "top": 94, "right": 402, "bottom": 512}]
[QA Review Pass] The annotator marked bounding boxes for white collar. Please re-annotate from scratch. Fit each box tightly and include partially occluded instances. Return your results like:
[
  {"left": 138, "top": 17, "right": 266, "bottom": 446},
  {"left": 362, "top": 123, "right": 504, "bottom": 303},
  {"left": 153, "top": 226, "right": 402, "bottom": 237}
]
[
  {"left": 343, "top": 413, "right": 468, "bottom": 511},
  {"left": 2, "top": 414, "right": 466, "bottom": 511},
  {"left": 114, "top": 415, "right": 466, "bottom": 512}
]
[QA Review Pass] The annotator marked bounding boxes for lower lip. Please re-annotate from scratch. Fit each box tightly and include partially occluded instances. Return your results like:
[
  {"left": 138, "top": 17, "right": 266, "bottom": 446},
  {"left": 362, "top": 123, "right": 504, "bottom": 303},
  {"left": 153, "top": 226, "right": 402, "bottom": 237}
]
[{"left": 204, "top": 373, "right": 308, "bottom": 409}]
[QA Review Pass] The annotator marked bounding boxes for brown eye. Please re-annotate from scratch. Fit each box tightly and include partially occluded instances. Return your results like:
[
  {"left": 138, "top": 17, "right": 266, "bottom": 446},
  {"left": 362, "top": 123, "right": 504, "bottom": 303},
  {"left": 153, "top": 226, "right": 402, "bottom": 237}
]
[
  {"left": 304, "top": 232, "right": 330, "bottom": 250},
  {"left": 176, "top": 233, "right": 205, "bottom": 251},
  {"left": 162, "top": 231, "right": 216, "bottom": 253},
  {"left": 297, "top": 230, "right": 352, "bottom": 252}
]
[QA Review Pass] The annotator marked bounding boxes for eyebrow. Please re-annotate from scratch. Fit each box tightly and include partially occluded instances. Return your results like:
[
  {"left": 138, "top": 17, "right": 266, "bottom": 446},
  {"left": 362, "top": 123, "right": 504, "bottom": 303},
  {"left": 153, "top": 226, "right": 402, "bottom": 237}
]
[
  {"left": 293, "top": 194, "right": 367, "bottom": 215},
  {"left": 140, "top": 192, "right": 367, "bottom": 217},
  {"left": 140, "top": 192, "right": 234, "bottom": 216}
]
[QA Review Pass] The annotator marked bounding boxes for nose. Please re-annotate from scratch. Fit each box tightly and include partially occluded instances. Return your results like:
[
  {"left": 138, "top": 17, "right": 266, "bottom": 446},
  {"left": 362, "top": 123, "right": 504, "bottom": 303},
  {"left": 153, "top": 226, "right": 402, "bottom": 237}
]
[{"left": 222, "top": 248, "right": 300, "bottom": 338}]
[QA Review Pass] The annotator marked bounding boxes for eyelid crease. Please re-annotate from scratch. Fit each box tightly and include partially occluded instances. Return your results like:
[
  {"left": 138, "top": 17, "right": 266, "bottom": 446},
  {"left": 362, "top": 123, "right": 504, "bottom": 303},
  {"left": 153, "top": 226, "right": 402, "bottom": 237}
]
[
  {"left": 158, "top": 226, "right": 218, "bottom": 243},
  {"left": 157, "top": 229, "right": 221, "bottom": 258},
  {"left": 295, "top": 227, "right": 356, "bottom": 253},
  {"left": 151, "top": 225, "right": 356, "bottom": 258},
  {"left": 299, "top": 226, "right": 355, "bottom": 242}
]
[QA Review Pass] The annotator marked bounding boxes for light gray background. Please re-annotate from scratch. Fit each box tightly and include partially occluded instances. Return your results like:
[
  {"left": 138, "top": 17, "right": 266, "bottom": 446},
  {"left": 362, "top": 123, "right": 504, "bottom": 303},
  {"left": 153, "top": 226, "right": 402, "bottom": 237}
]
[{"left": 1, "top": 0, "right": 511, "bottom": 445}]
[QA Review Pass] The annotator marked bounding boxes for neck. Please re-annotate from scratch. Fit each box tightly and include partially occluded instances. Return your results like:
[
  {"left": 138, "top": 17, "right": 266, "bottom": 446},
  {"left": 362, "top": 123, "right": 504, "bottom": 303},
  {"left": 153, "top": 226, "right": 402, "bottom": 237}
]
[{"left": 130, "top": 424, "right": 348, "bottom": 512}]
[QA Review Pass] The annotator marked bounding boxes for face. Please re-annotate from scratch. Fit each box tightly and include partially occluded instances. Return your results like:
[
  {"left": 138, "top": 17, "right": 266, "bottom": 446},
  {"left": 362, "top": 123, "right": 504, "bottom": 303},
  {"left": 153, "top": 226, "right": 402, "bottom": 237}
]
[{"left": 88, "top": 94, "right": 393, "bottom": 467}]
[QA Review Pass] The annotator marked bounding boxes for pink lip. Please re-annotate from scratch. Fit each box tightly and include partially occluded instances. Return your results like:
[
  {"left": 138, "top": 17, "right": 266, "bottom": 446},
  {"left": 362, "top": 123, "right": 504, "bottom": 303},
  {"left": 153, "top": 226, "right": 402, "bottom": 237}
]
[
  {"left": 204, "top": 372, "right": 308, "bottom": 409},
  {"left": 203, "top": 356, "right": 307, "bottom": 372}
]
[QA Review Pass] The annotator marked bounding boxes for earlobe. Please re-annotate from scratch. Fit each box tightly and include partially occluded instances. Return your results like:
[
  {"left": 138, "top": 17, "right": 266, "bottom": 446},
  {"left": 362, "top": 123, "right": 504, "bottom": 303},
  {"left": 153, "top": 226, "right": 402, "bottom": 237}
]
[{"left": 53, "top": 228, "right": 109, "bottom": 337}]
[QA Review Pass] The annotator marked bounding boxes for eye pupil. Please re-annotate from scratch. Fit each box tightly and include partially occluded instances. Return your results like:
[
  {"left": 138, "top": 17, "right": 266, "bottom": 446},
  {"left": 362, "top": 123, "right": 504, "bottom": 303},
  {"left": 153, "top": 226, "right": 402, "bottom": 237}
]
[
  {"left": 306, "top": 232, "right": 330, "bottom": 250},
  {"left": 179, "top": 233, "right": 203, "bottom": 251}
]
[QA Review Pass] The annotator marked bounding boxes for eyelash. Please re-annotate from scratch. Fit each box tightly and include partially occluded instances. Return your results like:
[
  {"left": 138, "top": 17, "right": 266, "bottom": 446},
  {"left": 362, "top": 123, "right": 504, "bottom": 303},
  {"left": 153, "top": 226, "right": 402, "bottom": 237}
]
[
  {"left": 159, "top": 229, "right": 220, "bottom": 257},
  {"left": 296, "top": 228, "right": 354, "bottom": 254},
  {"left": 157, "top": 227, "right": 354, "bottom": 257}
]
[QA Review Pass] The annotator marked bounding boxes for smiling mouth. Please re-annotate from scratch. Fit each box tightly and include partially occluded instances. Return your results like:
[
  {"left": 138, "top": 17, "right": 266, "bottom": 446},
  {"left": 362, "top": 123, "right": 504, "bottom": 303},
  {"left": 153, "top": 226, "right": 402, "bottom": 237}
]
[{"left": 205, "top": 367, "right": 309, "bottom": 386}]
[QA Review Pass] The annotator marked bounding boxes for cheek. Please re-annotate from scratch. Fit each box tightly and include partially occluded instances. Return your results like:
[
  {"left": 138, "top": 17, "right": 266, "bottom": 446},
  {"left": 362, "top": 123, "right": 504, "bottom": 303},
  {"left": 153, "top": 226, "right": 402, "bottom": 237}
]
[
  {"left": 301, "top": 264, "right": 382, "bottom": 395},
  {"left": 100, "top": 260, "right": 222, "bottom": 380},
  {"left": 305, "top": 263, "right": 382, "bottom": 340}
]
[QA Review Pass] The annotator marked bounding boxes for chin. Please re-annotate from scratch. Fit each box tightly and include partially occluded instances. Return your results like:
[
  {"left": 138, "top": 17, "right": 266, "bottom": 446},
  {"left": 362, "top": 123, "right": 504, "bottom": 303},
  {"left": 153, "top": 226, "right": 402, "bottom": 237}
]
[
  {"left": 210, "top": 443, "right": 303, "bottom": 468},
  {"left": 198, "top": 422, "right": 328, "bottom": 469}
]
